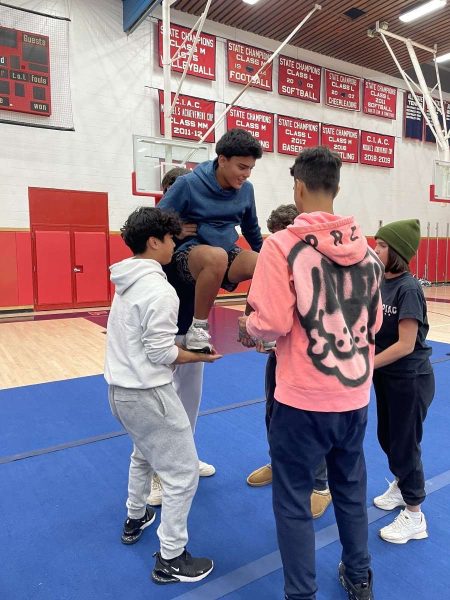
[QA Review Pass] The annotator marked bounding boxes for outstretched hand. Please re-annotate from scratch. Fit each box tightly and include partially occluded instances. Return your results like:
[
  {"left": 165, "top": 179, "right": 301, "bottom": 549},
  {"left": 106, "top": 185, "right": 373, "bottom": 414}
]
[
  {"left": 238, "top": 315, "right": 256, "bottom": 348},
  {"left": 201, "top": 350, "right": 223, "bottom": 363}
]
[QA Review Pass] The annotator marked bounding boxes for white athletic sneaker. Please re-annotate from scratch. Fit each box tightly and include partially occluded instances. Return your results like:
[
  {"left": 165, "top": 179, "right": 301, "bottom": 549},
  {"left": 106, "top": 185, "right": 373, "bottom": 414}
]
[
  {"left": 185, "top": 323, "right": 213, "bottom": 353},
  {"left": 373, "top": 479, "right": 406, "bottom": 511},
  {"left": 379, "top": 509, "right": 428, "bottom": 544},
  {"left": 147, "top": 474, "right": 162, "bottom": 506},
  {"left": 199, "top": 460, "right": 216, "bottom": 477}
]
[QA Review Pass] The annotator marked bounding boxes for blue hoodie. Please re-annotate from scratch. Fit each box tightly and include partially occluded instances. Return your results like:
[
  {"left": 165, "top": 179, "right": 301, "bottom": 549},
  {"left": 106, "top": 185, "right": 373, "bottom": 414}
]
[{"left": 158, "top": 159, "right": 263, "bottom": 253}]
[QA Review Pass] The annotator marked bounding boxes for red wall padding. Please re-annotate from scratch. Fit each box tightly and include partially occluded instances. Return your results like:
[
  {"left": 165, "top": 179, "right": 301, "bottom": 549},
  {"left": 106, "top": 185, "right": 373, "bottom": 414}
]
[
  {"left": 16, "top": 232, "right": 33, "bottom": 305},
  {"left": 1, "top": 231, "right": 450, "bottom": 310},
  {"left": 0, "top": 232, "right": 19, "bottom": 307}
]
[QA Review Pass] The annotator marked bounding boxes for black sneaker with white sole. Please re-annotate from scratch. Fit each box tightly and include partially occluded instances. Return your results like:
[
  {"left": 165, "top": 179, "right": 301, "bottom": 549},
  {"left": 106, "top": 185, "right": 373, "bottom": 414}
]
[
  {"left": 338, "top": 562, "right": 374, "bottom": 600},
  {"left": 121, "top": 506, "right": 156, "bottom": 545},
  {"left": 151, "top": 549, "right": 213, "bottom": 584}
]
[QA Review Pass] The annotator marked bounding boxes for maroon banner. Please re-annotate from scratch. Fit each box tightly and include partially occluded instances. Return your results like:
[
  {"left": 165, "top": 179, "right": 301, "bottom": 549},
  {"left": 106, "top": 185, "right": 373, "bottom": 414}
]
[
  {"left": 278, "top": 55, "right": 321, "bottom": 103},
  {"left": 226, "top": 106, "right": 274, "bottom": 152},
  {"left": 360, "top": 131, "right": 395, "bottom": 168},
  {"left": 0, "top": 26, "right": 51, "bottom": 116},
  {"left": 157, "top": 21, "right": 216, "bottom": 80},
  {"left": 321, "top": 124, "right": 359, "bottom": 163},
  {"left": 227, "top": 41, "right": 272, "bottom": 91},
  {"left": 325, "top": 69, "right": 361, "bottom": 111},
  {"left": 277, "top": 115, "right": 320, "bottom": 155},
  {"left": 159, "top": 90, "right": 215, "bottom": 142},
  {"left": 363, "top": 80, "right": 397, "bottom": 120}
]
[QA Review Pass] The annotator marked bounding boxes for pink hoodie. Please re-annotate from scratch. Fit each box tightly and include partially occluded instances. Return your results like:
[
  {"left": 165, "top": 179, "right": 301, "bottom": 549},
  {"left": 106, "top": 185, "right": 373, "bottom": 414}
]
[{"left": 247, "top": 212, "right": 384, "bottom": 412}]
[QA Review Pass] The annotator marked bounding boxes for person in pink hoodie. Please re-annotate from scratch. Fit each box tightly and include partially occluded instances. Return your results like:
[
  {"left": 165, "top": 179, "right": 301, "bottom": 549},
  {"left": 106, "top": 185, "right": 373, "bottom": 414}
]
[{"left": 238, "top": 146, "right": 384, "bottom": 600}]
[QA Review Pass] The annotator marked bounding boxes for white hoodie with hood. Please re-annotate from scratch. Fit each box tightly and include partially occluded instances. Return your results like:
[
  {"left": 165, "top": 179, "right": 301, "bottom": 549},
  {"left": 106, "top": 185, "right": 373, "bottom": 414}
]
[{"left": 104, "top": 257, "right": 179, "bottom": 389}]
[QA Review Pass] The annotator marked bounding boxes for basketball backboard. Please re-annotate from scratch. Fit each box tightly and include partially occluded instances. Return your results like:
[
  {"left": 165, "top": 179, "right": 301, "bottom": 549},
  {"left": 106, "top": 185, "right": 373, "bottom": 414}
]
[
  {"left": 132, "top": 135, "right": 211, "bottom": 198},
  {"left": 430, "top": 159, "right": 450, "bottom": 203}
]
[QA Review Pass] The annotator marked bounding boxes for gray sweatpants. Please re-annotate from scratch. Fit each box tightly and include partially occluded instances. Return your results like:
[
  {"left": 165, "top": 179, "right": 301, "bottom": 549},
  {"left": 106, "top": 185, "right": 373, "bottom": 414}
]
[
  {"left": 109, "top": 383, "right": 199, "bottom": 559},
  {"left": 173, "top": 335, "right": 204, "bottom": 433}
]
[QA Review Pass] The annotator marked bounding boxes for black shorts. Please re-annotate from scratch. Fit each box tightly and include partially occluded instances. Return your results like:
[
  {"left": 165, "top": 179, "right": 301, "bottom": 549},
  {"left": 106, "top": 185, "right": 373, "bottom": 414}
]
[{"left": 174, "top": 244, "right": 243, "bottom": 292}]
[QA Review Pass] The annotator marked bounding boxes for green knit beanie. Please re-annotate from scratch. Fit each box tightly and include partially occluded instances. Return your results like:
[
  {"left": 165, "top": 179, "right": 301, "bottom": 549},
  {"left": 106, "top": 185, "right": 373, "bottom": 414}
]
[{"left": 375, "top": 219, "right": 421, "bottom": 263}]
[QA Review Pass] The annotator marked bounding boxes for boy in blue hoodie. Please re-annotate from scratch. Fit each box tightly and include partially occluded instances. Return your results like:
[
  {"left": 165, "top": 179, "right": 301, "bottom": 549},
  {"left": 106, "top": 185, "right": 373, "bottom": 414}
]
[{"left": 158, "top": 128, "right": 263, "bottom": 353}]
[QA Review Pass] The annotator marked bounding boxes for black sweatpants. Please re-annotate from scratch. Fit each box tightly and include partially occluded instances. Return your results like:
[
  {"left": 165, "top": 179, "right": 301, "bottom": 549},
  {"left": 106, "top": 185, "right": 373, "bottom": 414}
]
[{"left": 373, "top": 370, "right": 435, "bottom": 506}]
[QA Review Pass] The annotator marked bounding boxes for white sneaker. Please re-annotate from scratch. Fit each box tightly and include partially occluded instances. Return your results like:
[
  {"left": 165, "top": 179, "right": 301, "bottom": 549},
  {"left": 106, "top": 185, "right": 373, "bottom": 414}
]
[
  {"left": 185, "top": 324, "right": 213, "bottom": 353},
  {"left": 147, "top": 474, "right": 162, "bottom": 506},
  {"left": 379, "top": 509, "right": 428, "bottom": 544},
  {"left": 373, "top": 479, "right": 406, "bottom": 511},
  {"left": 199, "top": 460, "right": 216, "bottom": 477}
]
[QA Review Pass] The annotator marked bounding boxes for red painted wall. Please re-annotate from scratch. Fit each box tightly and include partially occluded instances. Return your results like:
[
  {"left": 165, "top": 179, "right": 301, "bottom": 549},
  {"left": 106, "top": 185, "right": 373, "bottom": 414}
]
[
  {"left": 0, "top": 231, "right": 33, "bottom": 308},
  {"left": 1, "top": 232, "right": 449, "bottom": 310}
]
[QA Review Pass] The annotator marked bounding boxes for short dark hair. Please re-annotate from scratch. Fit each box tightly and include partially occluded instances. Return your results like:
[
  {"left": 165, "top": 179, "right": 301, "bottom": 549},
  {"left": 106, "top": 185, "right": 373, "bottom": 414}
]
[
  {"left": 385, "top": 245, "right": 410, "bottom": 274},
  {"left": 121, "top": 207, "right": 181, "bottom": 254},
  {"left": 215, "top": 128, "right": 263, "bottom": 159},
  {"left": 290, "top": 146, "right": 342, "bottom": 197},
  {"left": 267, "top": 204, "right": 298, "bottom": 233},
  {"left": 161, "top": 166, "right": 190, "bottom": 194}
]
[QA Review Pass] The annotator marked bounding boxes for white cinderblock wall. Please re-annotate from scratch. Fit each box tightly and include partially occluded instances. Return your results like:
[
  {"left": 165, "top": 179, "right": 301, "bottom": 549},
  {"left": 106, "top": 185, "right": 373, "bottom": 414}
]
[{"left": 1, "top": 0, "right": 449, "bottom": 235}]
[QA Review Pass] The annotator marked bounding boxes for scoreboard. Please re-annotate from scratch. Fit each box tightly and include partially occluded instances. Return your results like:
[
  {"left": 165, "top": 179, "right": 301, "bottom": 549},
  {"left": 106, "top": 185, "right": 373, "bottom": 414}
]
[{"left": 0, "top": 26, "right": 51, "bottom": 116}]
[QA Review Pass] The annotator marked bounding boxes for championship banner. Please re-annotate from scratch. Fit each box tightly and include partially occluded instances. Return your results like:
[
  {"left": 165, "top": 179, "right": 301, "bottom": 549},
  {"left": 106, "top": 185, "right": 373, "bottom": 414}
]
[
  {"left": 226, "top": 106, "right": 274, "bottom": 152},
  {"left": 363, "top": 80, "right": 397, "bottom": 120},
  {"left": 0, "top": 26, "right": 51, "bottom": 116},
  {"left": 404, "top": 92, "right": 423, "bottom": 140},
  {"left": 159, "top": 90, "right": 215, "bottom": 143},
  {"left": 277, "top": 115, "right": 320, "bottom": 155},
  {"left": 424, "top": 101, "right": 448, "bottom": 143},
  {"left": 321, "top": 124, "right": 359, "bottom": 163},
  {"left": 278, "top": 55, "right": 321, "bottom": 103},
  {"left": 325, "top": 69, "right": 361, "bottom": 111},
  {"left": 157, "top": 20, "right": 216, "bottom": 80},
  {"left": 360, "top": 131, "right": 395, "bottom": 168},
  {"left": 227, "top": 41, "right": 272, "bottom": 91}
]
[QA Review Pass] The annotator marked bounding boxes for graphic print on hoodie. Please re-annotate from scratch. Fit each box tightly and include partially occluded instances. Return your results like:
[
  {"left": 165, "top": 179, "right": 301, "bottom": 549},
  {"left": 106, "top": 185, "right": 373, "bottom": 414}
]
[
  {"left": 158, "top": 159, "right": 263, "bottom": 252},
  {"left": 247, "top": 212, "right": 384, "bottom": 413}
]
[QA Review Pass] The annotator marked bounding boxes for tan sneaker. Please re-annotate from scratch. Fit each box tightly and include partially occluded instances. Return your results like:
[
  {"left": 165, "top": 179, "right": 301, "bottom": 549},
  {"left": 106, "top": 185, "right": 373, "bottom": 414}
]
[
  {"left": 311, "top": 489, "right": 332, "bottom": 519},
  {"left": 147, "top": 474, "right": 162, "bottom": 506},
  {"left": 247, "top": 464, "right": 272, "bottom": 487}
]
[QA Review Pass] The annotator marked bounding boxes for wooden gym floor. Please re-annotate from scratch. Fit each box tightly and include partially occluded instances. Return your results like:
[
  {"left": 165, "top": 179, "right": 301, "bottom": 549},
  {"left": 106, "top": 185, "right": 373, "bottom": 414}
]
[{"left": 0, "top": 286, "right": 449, "bottom": 390}]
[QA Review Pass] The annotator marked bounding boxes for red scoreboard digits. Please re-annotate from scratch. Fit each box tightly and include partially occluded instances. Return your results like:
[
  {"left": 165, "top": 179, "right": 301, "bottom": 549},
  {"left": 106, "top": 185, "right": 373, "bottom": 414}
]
[{"left": 0, "top": 26, "right": 51, "bottom": 117}]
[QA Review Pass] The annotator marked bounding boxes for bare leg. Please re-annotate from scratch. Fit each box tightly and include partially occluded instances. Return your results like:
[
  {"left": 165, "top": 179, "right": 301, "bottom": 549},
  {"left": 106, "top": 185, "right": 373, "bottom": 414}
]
[
  {"left": 227, "top": 250, "right": 258, "bottom": 315},
  {"left": 188, "top": 245, "right": 228, "bottom": 320},
  {"left": 227, "top": 249, "right": 258, "bottom": 284}
]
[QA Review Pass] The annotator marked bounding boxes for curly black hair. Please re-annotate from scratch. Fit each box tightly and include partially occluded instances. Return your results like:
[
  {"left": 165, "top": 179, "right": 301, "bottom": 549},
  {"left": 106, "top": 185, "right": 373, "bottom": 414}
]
[
  {"left": 216, "top": 128, "right": 263, "bottom": 159},
  {"left": 290, "top": 146, "right": 342, "bottom": 197},
  {"left": 267, "top": 204, "right": 299, "bottom": 233},
  {"left": 161, "top": 166, "right": 190, "bottom": 194},
  {"left": 121, "top": 207, "right": 182, "bottom": 255}
]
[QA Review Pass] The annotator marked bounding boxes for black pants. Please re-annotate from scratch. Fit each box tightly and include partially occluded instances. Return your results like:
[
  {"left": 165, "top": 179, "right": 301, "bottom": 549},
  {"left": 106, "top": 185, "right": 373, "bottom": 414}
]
[
  {"left": 269, "top": 401, "right": 370, "bottom": 600},
  {"left": 265, "top": 352, "right": 328, "bottom": 491},
  {"left": 373, "top": 370, "right": 434, "bottom": 506}
]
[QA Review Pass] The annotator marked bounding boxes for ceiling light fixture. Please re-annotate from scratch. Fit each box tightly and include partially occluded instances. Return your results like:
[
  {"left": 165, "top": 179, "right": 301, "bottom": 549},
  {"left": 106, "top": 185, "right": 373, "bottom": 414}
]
[
  {"left": 436, "top": 51, "right": 450, "bottom": 62},
  {"left": 243, "top": 0, "right": 261, "bottom": 5},
  {"left": 399, "top": 0, "right": 447, "bottom": 23}
]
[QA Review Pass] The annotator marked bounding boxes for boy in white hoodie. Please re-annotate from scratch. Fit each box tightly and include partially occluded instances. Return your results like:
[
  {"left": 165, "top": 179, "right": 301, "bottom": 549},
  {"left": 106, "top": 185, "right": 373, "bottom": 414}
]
[{"left": 105, "top": 207, "right": 221, "bottom": 585}]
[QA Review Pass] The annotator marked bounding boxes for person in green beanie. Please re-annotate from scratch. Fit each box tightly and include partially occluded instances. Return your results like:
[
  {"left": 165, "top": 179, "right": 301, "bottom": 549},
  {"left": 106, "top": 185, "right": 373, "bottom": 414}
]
[{"left": 373, "top": 219, "right": 435, "bottom": 544}]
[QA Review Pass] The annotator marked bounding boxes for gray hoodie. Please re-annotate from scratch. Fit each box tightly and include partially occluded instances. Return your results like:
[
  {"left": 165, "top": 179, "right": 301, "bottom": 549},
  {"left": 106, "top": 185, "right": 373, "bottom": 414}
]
[{"left": 104, "top": 257, "right": 179, "bottom": 389}]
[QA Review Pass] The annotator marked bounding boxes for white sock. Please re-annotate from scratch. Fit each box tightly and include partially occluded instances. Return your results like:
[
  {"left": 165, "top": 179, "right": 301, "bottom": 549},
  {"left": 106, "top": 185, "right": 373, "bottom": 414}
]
[
  {"left": 406, "top": 508, "right": 422, "bottom": 521},
  {"left": 192, "top": 318, "right": 208, "bottom": 327}
]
